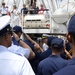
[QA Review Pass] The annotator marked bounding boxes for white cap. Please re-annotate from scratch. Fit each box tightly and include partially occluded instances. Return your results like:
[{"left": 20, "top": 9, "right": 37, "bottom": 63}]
[
  {"left": 0, "top": 15, "right": 10, "bottom": 31},
  {"left": 0, "top": 15, "right": 11, "bottom": 36}
]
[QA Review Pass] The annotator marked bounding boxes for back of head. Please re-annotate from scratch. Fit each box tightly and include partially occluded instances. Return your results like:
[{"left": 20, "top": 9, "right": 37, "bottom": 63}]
[
  {"left": 13, "top": 25, "right": 23, "bottom": 34},
  {"left": 23, "top": 4, "right": 26, "bottom": 7},
  {"left": 51, "top": 38, "right": 64, "bottom": 52},
  {"left": 68, "top": 14, "right": 75, "bottom": 34},
  {"left": 68, "top": 14, "right": 75, "bottom": 43}
]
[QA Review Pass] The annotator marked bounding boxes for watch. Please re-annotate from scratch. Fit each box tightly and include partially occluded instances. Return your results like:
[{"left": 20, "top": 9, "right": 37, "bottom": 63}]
[{"left": 17, "top": 39, "right": 22, "bottom": 43}]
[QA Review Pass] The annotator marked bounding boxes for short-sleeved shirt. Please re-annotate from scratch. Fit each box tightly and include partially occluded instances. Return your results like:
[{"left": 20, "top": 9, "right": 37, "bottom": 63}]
[
  {"left": 0, "top": 45, "right": 35, "bottom": 75},
  {"left": 21, "top": 8, "right": 28, "bottom": 16},
  {"left": 8, "top": 43, "right": 30, "bottom": 59},
  {"left": 37, "top": 55, "right": 68, "bottom": 75},
  {"left": 53, "top": 57, "right": 75, "bottom": 75},
  {"left": 0, "top": 7, "right": 8, "bottom": 14}
]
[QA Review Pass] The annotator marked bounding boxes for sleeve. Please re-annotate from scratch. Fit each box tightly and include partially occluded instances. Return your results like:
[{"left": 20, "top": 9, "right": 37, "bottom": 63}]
[
  {"left": 8, "top": 45, "right": 30, "bottom": 59},
  {"left": 20, "top": 57, "right": 35, "bottom": 75},
  {"left": 37, "top": 63, "right": 43, "bottom": 75},
  {"left": 23, "top": 48, "right": 30, "bottom": 58},
  {"left": 13, "top": 46, "right": 30, "bottom": 59}
]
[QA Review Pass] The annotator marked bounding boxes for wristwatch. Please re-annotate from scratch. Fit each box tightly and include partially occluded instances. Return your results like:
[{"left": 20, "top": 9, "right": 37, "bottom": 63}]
[{"left": 17, "top": 39, "right": 22, "bottom": 43}]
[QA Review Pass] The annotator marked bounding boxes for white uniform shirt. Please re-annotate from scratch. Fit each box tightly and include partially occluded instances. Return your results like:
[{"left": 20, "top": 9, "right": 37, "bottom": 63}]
[
  {"left": 0, "top": 7, "right": 8, "bottom": 14},
  {"left": 0, "top": 45, "right": 35, "bottom": 75},
  {"left": 42, "top": 43, "right": 48, "bottom": 51},
  {"left": 8, "top": 43, "right": 30, "bottom": 58},
  {"left": 10, "top": 9, "right": 21, "bottom": 27}
]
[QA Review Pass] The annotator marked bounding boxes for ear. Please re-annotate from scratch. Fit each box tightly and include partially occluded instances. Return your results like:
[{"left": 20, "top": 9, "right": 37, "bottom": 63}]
[
  {"left": 4, "top": 33, "right": 9, "bottom": 41},
  {"left": 66, "top": 33, "right": 72, "bottom": 43}
]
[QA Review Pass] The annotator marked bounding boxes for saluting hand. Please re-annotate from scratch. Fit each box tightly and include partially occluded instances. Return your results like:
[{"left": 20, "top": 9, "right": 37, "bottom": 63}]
[{"left": 12, "top": 32, "right": 20, "bottom": 41}]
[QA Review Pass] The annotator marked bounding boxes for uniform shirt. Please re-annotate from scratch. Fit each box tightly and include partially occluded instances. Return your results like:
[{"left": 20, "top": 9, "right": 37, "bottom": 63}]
[
  {"left": 0, "top": 45, "right": 35, "bottom": 75},
  {"left": 39, "top": 48, "right": 52, "bottom": 60},
  {"left": 42, "top": 43, "right": 48, "bottom": 51},
  {"left": 53, "top": 57, "right": 75, "bottom": 75},
  {"left": 37, "top": 55, "right": 68, "bottom": 75},
  {"left": 0, "top": 7, "right": 8, "bottom": 14},
  {"left": 8, "top": 43, "right": 30, "bottom": 59},
  {"left": 11, "top": 8, "right": 19, "bottom": 16},
  {"left": 10, "top": 9, "right": 20, "bottom": 26},
  {"left": 21, "top": 8, "right": 28, "bottom": 16}
]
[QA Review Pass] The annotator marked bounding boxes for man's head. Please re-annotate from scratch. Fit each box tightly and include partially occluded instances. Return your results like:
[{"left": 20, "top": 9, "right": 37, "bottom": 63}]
[
  {"left": 40, "top": 4, "right": 44, "bottom": 8},
  {"left": 0, "top": 15, "right": 12, "bottom": 47},
  {"left": 2, "top": 2, "right": 5, "bottom": 8},
  {"left": 23, "top": 4, "right": 26, "bottom": 8},
  {"left": 47, "top": 36, "right": 55, "bottom": 47},
  {"left": 13, "top": 26, "right": 23, "bottom": 38},
  {"left": 51, "top": 38, "right": 64, "bottom": 53},
  {"left": 2, "top": 2, "right": 5, "bottom": 6},
  {"left": 13, "top": 5, "right": 17, "bottom": 9},
  {"left": 67, "top": 14, "right": 75, "bottom": 44}
]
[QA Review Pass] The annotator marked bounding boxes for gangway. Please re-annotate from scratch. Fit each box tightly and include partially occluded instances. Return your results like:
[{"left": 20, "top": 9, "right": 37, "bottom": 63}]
[
  {"left": 21, "top": 0, "right": 54, "bottom": 33},
  {"left": 0, "top": 0, "right": 70, "bottom": 34}
]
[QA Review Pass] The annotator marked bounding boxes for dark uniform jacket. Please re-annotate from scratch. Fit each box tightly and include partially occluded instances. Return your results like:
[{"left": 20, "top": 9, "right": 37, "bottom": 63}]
[
  {"left": 53, "top": 57, "right": 75, "bottom": 75},
  {"left": 37, "top": 55, "right": 68, "bottom": 75}
]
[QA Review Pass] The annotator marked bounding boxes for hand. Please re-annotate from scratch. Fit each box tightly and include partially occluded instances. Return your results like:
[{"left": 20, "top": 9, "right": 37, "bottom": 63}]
[
  {"left": 12, "top": 32, "right": 20, "bottom": 41},
  {"left": 64, "top": 49, "right": 72, "bottom": 59}
]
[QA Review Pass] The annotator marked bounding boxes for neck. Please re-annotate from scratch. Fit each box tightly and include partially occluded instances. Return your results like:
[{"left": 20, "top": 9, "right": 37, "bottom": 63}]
[
  {"left": 52, "top": 52, "right": 61, "bottom": 56},
  {"left": 0, "top": 43, "right": 8, "bottom": 48},
  {"left": 72, "top": 44, "right": 75, "bottom": 58},
  {"left": 0, "top": 39, "right": 8, "bottom": 48}
]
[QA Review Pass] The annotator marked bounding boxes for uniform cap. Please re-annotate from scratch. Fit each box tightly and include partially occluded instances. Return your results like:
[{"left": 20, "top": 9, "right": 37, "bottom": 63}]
[
  {"left": 13, "top": 26, "right": 23, "bottom": 33},
  {"left": 51, "top": 38, "right": 64, "bottom": 49},
  {"left": 47, "top": 36, "right": 55, "bottom": 46},
  {"left": 0, "top": 15, "right": 12, "bottom": 36},
  {"left": 68, "top": 14, "right": 75, "bottom": 33}
]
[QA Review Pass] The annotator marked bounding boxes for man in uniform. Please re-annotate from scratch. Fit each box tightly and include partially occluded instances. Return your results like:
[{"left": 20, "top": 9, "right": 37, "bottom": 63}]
[
  {"left": 53, "top": 14, "right": 75, "bottom": 75},
  {"left": 0, "top": 2, "right": 8, "bottom": 16},
  {"left": 8, "top": 25, "right": 35, "bottom": 60},
  {"left": 0, "top": 15, "right": 35, "bottom": 75},
  {"left": 12, "top": 25, "right": 23, "bottom": 46},
  {"left": 37, "top": 38, "right": 68, "bottom": 75},
  {"left": 21, "top": 4, "right": 28, "bottom": 16}
]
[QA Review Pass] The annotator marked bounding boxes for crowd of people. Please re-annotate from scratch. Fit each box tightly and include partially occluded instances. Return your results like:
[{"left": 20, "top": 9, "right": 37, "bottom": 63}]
[
  {"left": 0, "top": 2, "right": 47, "bottom": 27},
  {"left": 0, "top": 14, "right": 74, "bottom": 75},
  {"left": 0, "top": 1, "right": 75, "bottom": 75}
]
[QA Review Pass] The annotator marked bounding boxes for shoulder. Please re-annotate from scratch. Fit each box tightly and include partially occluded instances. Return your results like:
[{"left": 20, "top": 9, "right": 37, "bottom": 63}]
[
  {"left": 8, "top": 44, "right": 30, "bottom": 58},
  {"left": 53, "top": 65, "right": 75, "bottom": 75},
  {"left": 39, "top": 57, "right": 51, "bottom": 67},
  {"left": 0, "top": 48, "right": 27, "bottom": 63}
]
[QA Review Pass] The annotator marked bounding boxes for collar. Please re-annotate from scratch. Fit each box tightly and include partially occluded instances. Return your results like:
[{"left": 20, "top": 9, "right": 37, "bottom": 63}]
[{"left": 50, "top": 54, "right": 60, "bottom": 58}]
